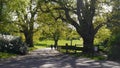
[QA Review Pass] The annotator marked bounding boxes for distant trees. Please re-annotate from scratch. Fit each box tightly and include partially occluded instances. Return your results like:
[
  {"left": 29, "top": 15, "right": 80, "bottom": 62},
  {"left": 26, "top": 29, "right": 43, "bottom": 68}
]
[
  {"left": 38, "top": 12, "right": 69, "bottom": 47},
  {"left": 65, "top": 27, "right": 80, "bottom": 40}
]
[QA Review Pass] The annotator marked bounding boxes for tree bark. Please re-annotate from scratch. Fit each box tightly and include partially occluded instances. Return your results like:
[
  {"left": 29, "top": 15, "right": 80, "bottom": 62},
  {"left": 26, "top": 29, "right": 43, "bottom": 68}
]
[
  {"left": 24, "top": 32, "right": 34, "bottom": 47},
  {"left": 76, "top": 23, "right": 95, "bottom": 55},
  {"left": 54, "top": 39, "right": 58, "bottom": 49},
  {"left": 82, "top": 36, "right": 94, "bottom": 55},
  {"left": 54, "top": 40, "right": 58, "bottom": 46}
]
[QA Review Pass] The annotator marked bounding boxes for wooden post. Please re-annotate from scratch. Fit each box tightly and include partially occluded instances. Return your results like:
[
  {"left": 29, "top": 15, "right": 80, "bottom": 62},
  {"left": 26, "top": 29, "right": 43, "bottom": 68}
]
[
  {"left": 75, "top": 44, "right": 76, "bottom": 54},
  {"left": 66, "top": 43, "right": 68, "bottom": 54},
  {"left": 70, "top": 39, "right": 72, "bottom": 46}
]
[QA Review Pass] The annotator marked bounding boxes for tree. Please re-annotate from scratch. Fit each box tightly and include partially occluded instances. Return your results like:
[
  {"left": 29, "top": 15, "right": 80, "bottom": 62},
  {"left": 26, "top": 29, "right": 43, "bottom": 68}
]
[
  {"left": 38, "top": 12, "right": 68, "bottom": 47},
  {"left": 7, "top": 0, "right": 44, "bottom": 47},
  {"left": 46, "top": 0, "right": 110, "bottom": 54}
]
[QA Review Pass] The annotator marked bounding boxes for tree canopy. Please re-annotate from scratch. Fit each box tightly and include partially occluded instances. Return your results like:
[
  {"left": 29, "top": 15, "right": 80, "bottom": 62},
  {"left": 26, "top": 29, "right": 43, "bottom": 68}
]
[{"left": 42, "top": 0, "right": 112, "bottom": 54}]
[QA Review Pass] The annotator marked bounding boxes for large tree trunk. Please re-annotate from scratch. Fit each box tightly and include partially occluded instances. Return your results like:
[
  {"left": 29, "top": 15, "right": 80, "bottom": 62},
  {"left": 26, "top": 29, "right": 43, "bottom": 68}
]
[
  {"left": 76, "top": 23, "right": 95, "bottom": 55},
  {"left": 24, "top": 32, "right": 34, "bottom": 47},
  {"left": 82, "top": 36, "right": 94, "bottom": 55}
]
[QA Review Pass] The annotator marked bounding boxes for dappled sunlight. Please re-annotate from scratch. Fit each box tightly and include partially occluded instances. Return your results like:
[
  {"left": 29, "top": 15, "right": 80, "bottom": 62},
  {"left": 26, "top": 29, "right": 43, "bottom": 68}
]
[
  {"left": 76, "top": 58, "right": 100, "bottom": 68},
  {"left": 0, "top": 0, "right": 119, "bottom": 67},
  {"left": 40, "top": 64, "right": 55, "bottom": 68},
  {"left": 100, "top": 61, "right": 120, "bottom": 68},
  {"left": 0, "top": 48, "right": 120, "bottom": 68}
]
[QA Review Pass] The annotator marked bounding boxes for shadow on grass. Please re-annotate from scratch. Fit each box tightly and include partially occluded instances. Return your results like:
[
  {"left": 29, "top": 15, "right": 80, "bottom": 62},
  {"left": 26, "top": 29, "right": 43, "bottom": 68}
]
[{"left": 58, "top": 48, "right": 107, "bottom": 61}]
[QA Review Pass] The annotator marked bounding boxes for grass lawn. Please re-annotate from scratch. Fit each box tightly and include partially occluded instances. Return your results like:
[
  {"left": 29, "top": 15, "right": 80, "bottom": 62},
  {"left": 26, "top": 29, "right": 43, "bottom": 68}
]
[
  {"left": 35, "top": 39, "right": 83, "bottom": 47},
  {"left": 0, "top": 52, "right": 16, "bottom": 59}
]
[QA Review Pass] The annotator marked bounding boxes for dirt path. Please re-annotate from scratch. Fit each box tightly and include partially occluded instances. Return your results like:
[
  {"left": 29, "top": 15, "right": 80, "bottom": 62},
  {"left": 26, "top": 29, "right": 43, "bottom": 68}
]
[{"left": 0, "top": 48, "right": 120, "bottom": 68}]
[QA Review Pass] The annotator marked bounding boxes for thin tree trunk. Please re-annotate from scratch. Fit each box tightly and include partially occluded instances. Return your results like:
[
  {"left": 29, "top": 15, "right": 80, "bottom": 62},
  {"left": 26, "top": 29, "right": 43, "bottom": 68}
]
[{"left": 54, "top": 39, "right": 58, "bottom": 49}]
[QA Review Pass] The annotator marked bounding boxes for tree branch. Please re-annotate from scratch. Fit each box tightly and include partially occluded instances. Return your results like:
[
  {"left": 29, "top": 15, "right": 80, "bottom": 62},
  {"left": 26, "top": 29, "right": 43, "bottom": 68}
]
[
  {"left": 89, "top": 0, "right": 96, "bottom": 22},
  {"left": 94, "top": 23, "right": 105, "bottom": 34},
  {"left": 64, "top": 8, "right": 80, "bottom": 31},
  {"left": 77, "top": 0, "right": 84, "bottom": 24}
]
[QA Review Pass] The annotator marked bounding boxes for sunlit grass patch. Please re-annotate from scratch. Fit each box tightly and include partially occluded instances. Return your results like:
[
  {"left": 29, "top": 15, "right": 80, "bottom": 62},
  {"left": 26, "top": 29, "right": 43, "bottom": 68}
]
[
  {"left": 29, "top": 44, "right": 47, "bottom": 52},
  {"left": 0, "top": 52, "right": 16, "bottom": 59},
  {"left": 36, "top": 40, "right": 83, "bottom": 47}
]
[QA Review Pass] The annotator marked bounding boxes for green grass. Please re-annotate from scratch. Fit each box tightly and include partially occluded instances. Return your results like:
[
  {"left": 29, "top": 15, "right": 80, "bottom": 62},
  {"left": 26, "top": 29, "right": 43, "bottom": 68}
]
[
  {"left": 28, "top": 47, "right": 38, "bottom": 51},
  {"left": 29, "top": 43, "right": 48, "bottom": 51},
  {"left": 58, "top": 40, "right": 83, "bottom": 45},
  {"left": 35, "top": 40, "right": 83, "bottom": 47},
  {"left": 92, "top": 55, "right": 107, "bottom": 60},
  {"left": 0, "top": 52, "right": 16, "bottom": 59},
  {"left": 34, "top": 40, "right": 107, "bottom": 61}
]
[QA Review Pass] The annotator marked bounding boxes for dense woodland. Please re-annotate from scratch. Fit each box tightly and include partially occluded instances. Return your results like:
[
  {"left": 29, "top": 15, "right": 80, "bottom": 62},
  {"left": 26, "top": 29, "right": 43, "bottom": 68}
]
[{"left": 0, "top": 0, "right": 120, "bottom": 60}]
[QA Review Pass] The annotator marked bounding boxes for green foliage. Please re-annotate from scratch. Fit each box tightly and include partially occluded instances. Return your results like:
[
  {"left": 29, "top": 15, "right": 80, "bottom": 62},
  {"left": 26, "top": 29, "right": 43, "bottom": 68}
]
[
  {"left": 105, "top": 0, "right": 120, "bottom": 60},
  {"left": 7, "top": 0, "right": 29, "bottom": 11},
  {"left": 0, "top": 0, "right": 11, "bottom": 23},
  {"left": 28, "top": 47, "right": 37, "bottom": 51},
  {"left": 107, "top": 33, "right": 120, "bottom": 60},
  {"left": 94, "top": 26, "right": 111, "bottom": 45},
  {"left": 0, "top": 23, "right": 19, "bottom": 35},
  {"left": 65, "top": 28, "right": 80, "bottom": 40},
  {"left": 38, "top": 12, "right": 80, "bottom": 41},
  {"left": 0, "top": 52, "right": 16, "bottom": 59},
  {"left": 38, "top": 12, "right": 71, "bottom": 41},
  {"left": 6, "top": 0, "right": 47, "bottom": 47}
]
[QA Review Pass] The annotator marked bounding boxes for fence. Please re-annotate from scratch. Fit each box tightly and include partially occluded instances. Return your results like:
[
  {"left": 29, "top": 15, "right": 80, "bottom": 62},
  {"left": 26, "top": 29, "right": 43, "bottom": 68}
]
[{"left": 57, "top": 44, "right": 83, "bottom": 54}]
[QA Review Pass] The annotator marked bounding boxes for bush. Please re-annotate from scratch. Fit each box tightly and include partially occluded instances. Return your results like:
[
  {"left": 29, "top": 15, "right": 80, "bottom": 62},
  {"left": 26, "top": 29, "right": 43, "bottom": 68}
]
[
  {"left": 0, "top": 34, "right": 28, "bottom": 55},
  {"left": 108, "top": 45, "right": 120, "bottom": 60},
  {"left": 107, "top": 34, "right": 120, "bottom": 60}
]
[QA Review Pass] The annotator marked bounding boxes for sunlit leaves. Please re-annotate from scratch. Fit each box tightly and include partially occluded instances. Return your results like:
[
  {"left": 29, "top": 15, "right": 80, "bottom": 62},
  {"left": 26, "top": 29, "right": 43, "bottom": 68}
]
[
  {"left": 95, "top": 26, "right": 111, "bottom": 44},
  {"left": 7, "top": 0, "right": 30, "bottom": 11},
  {"left": 108, "top": 0, "right": 120, "bottom": 34}
]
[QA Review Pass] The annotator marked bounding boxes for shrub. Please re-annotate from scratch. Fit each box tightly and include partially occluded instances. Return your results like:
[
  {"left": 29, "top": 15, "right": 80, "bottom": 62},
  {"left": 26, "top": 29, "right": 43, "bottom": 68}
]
[
  {"left": 0, "top": 34, "right": 28, "bottom": 55},
  {"left": 107, "top": 34, "right": 120, "bottom": 60}
]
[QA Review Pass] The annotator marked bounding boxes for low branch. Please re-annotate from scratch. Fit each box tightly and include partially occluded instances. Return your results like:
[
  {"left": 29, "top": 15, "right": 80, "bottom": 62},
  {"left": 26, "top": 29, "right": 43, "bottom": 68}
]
[{"left": 94, "top": 23, "right": 106, "bottom": 34}]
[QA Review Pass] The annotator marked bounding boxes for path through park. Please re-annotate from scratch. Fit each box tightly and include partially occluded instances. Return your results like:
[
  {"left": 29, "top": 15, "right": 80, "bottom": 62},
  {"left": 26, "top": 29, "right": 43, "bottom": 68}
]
[{"left": 0, "top": 48, "right": 120, "bottom": 68}]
